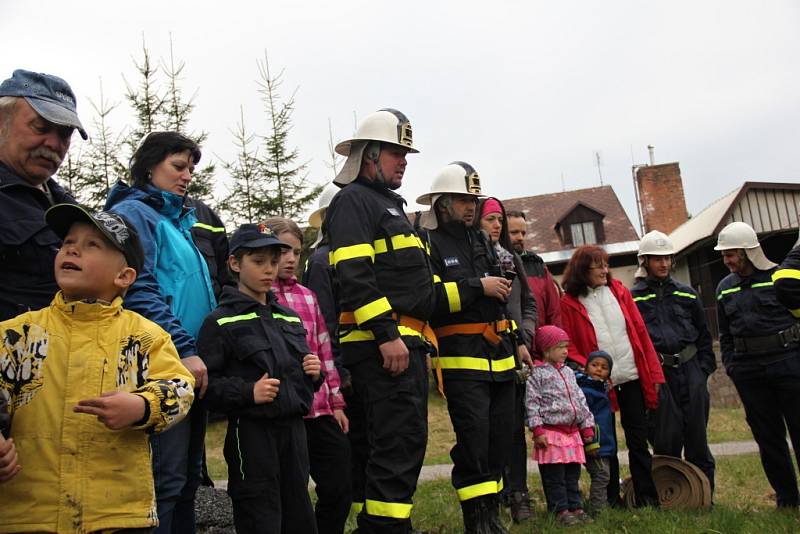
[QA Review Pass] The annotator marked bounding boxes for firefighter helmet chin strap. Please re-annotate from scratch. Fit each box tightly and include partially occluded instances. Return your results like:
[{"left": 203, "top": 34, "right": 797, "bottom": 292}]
[{"left": 365, "top": 141, "right": 390, "bottom": 186}]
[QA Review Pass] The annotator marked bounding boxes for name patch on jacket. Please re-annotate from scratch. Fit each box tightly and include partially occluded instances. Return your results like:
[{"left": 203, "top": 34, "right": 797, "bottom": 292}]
[
  {"left": 444, "top": 257, "right": 460, "bottom": 267},
  {"left": 386, "top": 208, "right": 401, "bottom": 216}
]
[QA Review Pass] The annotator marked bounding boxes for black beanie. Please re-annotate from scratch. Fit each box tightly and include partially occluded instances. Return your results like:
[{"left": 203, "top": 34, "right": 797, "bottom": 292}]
[{"left": 587, "top": 350, "right": 613, "bottom": 372}]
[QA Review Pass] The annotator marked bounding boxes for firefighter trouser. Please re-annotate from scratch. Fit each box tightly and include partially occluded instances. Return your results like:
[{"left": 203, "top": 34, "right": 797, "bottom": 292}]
[
  {"left": 306, "top": 415, "right": 352, "bottom": 534},
  {"left": 445, "top": 378, "right": 515, "bottom": 503},
  {"left": 224, "top": 416, "right": 317, "bottom": 534},
  {"left": 502, "top": 379, "right": 529, "bottom": 496},
  {"left": 347, "top": 346, "right": 429, "bottom": 533},
  {"left": 729, "top": 353, "right": 800, "bottom": 507},
  {"left": 650, "top": 358, "right": 716, "bottom": 492}
]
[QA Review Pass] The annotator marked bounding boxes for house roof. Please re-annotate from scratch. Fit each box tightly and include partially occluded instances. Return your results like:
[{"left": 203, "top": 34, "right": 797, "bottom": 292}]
[
  {"left": 502, "top": 185, "right": 640, "bottom": 256},
  {"left": 670, "top": 181, "right": 800, "bottom": 256}
]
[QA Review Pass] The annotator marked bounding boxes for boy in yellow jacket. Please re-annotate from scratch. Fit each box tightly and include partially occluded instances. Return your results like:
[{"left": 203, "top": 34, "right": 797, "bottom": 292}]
[{"left": 0, "top": 204, "right": 195, "bottom": 534}]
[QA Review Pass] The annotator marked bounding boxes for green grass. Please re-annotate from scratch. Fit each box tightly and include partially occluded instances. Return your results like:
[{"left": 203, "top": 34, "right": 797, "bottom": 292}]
[{"left": 343, "top": 454, "right": 800, "bottom": 533}]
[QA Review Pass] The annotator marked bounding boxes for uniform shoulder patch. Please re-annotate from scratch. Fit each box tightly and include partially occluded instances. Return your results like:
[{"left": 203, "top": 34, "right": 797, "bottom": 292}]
[{"left": 387, "top": 207, "right": 401, "bottom": 216}]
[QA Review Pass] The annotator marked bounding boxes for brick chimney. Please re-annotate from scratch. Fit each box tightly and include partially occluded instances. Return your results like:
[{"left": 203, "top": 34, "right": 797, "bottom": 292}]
[{"left": 635, "top": 162, "right": 689, "bottom": 234}]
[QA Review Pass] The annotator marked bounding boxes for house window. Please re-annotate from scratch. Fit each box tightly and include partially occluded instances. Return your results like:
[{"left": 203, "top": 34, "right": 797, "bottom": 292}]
[{"left": 570, "top": 222, "right": 596, "bottom": 245}]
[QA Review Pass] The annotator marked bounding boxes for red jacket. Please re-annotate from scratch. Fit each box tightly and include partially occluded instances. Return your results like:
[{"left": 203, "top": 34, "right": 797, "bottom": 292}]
[{"left": 560, "top": 278, "right": 664, "bottom": 410}]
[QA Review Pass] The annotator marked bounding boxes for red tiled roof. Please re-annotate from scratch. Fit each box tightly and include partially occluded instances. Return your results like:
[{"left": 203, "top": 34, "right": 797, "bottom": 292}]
[{"left": 502, "top": 185, "right": 640, "bottom": 254}]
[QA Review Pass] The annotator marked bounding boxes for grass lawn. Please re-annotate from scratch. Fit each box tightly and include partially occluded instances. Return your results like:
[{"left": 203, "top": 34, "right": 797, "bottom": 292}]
[
  {"left": 205, "top": 384, "right": 753, "bottom": 481},
  {"left": 343, "top": 454, "right": 799, "bottom": 533}
]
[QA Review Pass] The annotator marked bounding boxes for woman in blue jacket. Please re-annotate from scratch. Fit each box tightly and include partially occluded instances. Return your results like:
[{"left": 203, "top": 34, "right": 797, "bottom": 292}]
[{"left": 106, "top": 132, "right": 216, "bottom": 534}]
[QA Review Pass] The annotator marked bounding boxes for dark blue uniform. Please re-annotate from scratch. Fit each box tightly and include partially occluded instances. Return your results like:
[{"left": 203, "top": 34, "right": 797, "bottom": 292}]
[
  {"left": 632, "top": 276, "right": 716, "bottom": 490},
  {"left": 717, "top": 267, "right": 800, "bottom": 507}
]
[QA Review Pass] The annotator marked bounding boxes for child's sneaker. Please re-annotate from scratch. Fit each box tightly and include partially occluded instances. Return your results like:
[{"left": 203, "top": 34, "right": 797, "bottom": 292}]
[
  {"left": 571, "top": 508, "right": 594, "bottom": 524},
  {"left": 556, "top": 510, "right": 580, "bottom": 526}
]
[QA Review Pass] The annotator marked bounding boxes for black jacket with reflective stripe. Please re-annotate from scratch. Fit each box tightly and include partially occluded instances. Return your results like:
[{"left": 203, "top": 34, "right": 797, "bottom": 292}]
[
  {"left": 426, "top": 220, "right": 516, "bottom": 381},
  {"left": 716, "top": 267, "right": 797, "bottom": 367},
  {"left": 0, "top": 162, "right": 76, "bottom": 321},
  {"left": 630, "top": 276, "right": 716, "bottom": 375},
  {"left": 186, "top": 196, "right": 235, "bottom": 301},
  {"left": 197, "top": 286, "right": 317, "bottom": 419},
  {"left": 773, "top": 244, "right": 800, "bottom": 317},
  {"left": 324, "top": 178, "right": 435, "bottom": 357}
]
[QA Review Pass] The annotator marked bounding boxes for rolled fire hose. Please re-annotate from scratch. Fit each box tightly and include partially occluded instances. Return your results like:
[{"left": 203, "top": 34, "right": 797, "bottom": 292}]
[{"left": 621, "top": 455, "right": 712, "bottom": 510}]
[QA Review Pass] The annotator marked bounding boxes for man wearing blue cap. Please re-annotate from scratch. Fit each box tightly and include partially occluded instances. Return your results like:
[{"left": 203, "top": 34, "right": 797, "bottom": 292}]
[{"left": 0, "top": 69, "right": 87, "bottom": 321}]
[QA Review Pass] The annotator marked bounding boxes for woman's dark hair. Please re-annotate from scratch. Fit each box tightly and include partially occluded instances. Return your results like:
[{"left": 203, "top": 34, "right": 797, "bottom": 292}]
[
  {"left": 476, "top": 197, "right": 513, "bottom": 253},
  {"left": 562, "top": 245, "right": 613, "bottom": 297},
  {"left": 129, "top": 131, "right": 202, "bottom": 188}
]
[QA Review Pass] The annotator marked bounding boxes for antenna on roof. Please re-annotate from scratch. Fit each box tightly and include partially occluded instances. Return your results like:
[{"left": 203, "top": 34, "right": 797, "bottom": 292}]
[
  {"left": 561, "top": 172, "right": 566, "bottom": 192},
  {"left": 594, "top": 151, "right": 603, "bottom": 185}
]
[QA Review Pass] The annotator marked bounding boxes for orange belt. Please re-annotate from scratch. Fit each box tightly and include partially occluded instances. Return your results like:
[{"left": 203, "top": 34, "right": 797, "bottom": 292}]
[
  {"left": 434, "top": 319, "right": 511, "bottom": 346},
  {"left": 339, "top": 312, "right": 444, "bottom": 397}
]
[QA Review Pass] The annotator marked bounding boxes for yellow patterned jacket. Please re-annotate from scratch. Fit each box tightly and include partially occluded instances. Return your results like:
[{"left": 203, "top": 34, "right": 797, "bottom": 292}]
[{"left": 0, "top": 293, "right": 195, "bottom": 533}]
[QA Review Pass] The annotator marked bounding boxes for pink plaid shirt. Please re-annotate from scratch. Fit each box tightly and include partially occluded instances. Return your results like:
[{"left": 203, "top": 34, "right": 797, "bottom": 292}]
[{"left": 273, "top": 276, "right": 345, "bottom": 418}]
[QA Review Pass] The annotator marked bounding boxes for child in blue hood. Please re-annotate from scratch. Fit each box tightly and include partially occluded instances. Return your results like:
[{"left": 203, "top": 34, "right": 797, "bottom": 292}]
[{"left": 576, "top": 350, "right": 617, "bottom": 512}]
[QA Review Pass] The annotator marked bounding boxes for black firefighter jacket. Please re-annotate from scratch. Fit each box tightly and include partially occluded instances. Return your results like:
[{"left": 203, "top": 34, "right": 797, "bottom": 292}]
[
  {"left": 186, "top": 196, "right": 235, "bottom": 300},
  {"left": 324, "top": 178, "right": 436, "bottom": 365},
  {"left": 426, "top": 220, "right": 518, "bottom": 382},
  {"left": 197, "top": 286, "right": 319, "bottom": 419},
  {"left": 773, "top": 244, "right": 800, "bottom": 318},
  {"left": 631, "top": 276, "right": 716, "bottom": 375}
]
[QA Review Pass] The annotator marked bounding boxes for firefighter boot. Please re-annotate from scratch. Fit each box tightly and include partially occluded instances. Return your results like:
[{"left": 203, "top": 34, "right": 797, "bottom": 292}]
[
  {"left": 509, "top": 491, "right": 533, "bottom": 523},
  {"left": 483, "top": 495, "right": 510, "bottom": 534},
  {"left": 461, "top": 498, "right": 491, "bottom": 534}
]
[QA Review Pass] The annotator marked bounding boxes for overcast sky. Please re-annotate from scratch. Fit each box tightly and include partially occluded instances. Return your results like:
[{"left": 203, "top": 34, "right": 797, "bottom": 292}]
[{"left": 4, "top": 0, "right": 799, "bottom": 232}]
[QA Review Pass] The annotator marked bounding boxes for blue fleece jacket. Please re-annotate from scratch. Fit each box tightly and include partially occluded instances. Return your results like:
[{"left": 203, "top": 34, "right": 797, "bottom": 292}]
[
  {"left": 576, "top": 371, "right": 617, "bottom": 457},
  {"left": 105, "top": 181, "right": 216, "bottom": 357}
]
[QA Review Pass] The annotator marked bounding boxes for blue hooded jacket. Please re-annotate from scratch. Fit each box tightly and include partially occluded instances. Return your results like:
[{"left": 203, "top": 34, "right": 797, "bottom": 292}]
[
  {"left": 576, "top": 371, "right": 617, "bottom": 457},
  {"left": 105, "top": 181, "right": 216, "bottom": 357}
]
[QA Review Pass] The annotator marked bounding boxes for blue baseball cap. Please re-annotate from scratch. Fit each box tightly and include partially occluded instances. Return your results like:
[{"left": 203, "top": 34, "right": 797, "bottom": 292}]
[
  {"left": 0, "top": 69, "right": 87, "bottom": 140},
  {"left": 230, "top": 223, "right": 291, "bottom": 254}
]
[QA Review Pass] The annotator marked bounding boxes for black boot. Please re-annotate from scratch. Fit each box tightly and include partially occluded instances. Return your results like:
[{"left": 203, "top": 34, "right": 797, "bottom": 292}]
[
  {"left": 509, "top": 491, "right": 533, "bottom": 523},
  {"left": 482, "top": 495, "right": 510, "bottom": 534},
  {"left": 461, "top": 498, "right": 490, "bottom": 534}
]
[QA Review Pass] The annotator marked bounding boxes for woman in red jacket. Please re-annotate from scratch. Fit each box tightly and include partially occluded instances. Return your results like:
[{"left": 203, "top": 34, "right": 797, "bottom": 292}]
[{"left": 560, "top": 245, "right": 664, "bottom": 508}]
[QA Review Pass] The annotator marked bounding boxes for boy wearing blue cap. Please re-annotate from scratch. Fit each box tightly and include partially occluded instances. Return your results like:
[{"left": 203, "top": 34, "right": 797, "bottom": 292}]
[
  {"left": 576, "top": 350, "right": 617, "bottom": 513},
  {"left": 197, "top": 223, "right": 323, "bottom": 533},
  {"left": 0, "top": 203, "right": 194, "bottom": 533}
]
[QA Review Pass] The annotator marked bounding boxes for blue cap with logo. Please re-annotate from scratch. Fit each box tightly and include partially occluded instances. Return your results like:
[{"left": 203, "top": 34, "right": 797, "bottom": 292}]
[
  {"left": 0, "top": 69, "right": 87, "bottom": 140},
  {"left": 229, "top": 223, "right": 291, "bottom": 254}
]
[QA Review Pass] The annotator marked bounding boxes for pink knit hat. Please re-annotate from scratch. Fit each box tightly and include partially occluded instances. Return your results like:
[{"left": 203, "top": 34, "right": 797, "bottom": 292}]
[
  {"left": 535, "top": 325, "right": 570, "bottom": 354},
  {"left": 480, "top": 197, "right": 502, "bottom": 218}
]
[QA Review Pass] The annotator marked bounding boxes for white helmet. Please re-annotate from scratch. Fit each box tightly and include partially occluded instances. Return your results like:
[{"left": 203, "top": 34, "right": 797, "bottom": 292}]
[
  {"left": 638, "top": 231, "right": 675, "bottom": 257},
  {"left": 714, "top": 221, "right": 777, "bottom": 270},
  {"left": 308, "top": 183, "right": 338, "bottom": 229},
  {"left": 334, "top": 109, "right": 418, "bottom": 186},
  {"left": 635, "top": 230, "right": 675, "bottom": 278},
  {"left": 417, "top": 161, "right": 483, "bottom": 229}
]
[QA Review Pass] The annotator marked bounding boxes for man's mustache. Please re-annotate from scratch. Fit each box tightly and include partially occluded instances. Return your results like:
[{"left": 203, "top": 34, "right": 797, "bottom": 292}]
[{"left": 31, "top": 147, "right": 63, "bottom": 166}]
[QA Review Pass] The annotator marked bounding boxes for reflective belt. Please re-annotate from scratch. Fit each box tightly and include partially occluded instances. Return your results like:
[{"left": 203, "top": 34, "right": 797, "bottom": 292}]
[
  {"left": 339, "top": 311, "right": 443, "bottom": 397},
  {"left": 456, "top": 479, "right": 504, "bottom": 502},
  {"left": 431, "top": 354, "right": 516, "bottom": 373},
  {"left": 434, "top": 319, "right": 511, "bottom": 346},
  {"left": 364, "top": 499, "right": 413, "bottom": 519}
]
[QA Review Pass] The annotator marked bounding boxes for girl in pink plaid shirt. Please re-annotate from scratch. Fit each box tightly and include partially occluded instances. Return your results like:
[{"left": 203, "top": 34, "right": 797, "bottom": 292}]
[{"left": 266, "top": 217, "right": 352, "bottom": 534}]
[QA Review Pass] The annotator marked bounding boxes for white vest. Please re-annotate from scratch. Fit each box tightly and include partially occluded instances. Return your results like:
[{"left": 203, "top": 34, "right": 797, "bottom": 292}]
[{"left": 580, "top": 285, "right": 639, "bottom": 385}]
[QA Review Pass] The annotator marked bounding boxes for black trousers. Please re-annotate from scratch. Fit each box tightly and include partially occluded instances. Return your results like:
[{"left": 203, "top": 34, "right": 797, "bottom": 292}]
[
  {"left": 651, "top": 358, "right": 716, "bottom": 491},
  {"left": 224, "top": 416, "right": 317, "bottom": 534},
  {"left": 306, "top": 415, "right": 352, "bottom": 534},
  {"left": 347, "top": 347, "right": 429, "bottom": 534},
  {"left": 729, "top": 354, "right": 800, "bottom": 507},
  {"left": 615, "top": 380, "right": 659, "bottom": 507},
  {"left": 502, "top": 380, "right": 529, "bottom": 495},
  {"left": 538, "top": 463, "right": 582, "bottom": 513},
  {"left": 445, "top": 378, "right": 515, "bottom": 501}
]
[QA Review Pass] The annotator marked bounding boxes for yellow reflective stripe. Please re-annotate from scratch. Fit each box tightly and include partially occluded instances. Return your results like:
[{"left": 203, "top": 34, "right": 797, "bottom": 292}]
[
  {"left": 717, "top": 287, "right": 741, "bottom": 300},
  {"left": 444, "top": 282, "right": 461, "bottom": 313},
  {"left": 354, "top": 297, "right": 392, "bottom": 325},
  {"left": 673, "top": 291, "right": 697, "bottom": 299},
  {"left": 456, "top": 479, "right": 503, "bottom": 501},
  {"left": 431, "top": 355, "right": 516, "bottom": 372},
  {"left": 791, "top": 308, "right": 800, "bottom": 319},
  {"left": 340, "top": 326, "right": 422, "bottom": 343},
  {"left": 331, "top": 243, "right": 376, "bottom": 266},
  {"left": 272, "top": 313, "right": 301, "bottom": 323},
  {"left": 374, "top": 239, "right": 388, "bottom": 254},
  {"left": 192, "top": 222, "right": 226, "bottom": 233},
  {"left": 351, "top": 501, "right": 364, "bottom": 514},
  {"left": 433, "top": 274, "right": 442, "bottom": 283},
  {"left": 373, "top": 234, "right": 425, "bottom": 255},
  {"left": 365, "top": 499, "right": 412, "bottom": 519},
  {"left": 773, "top": 269, "right": 800, "bottom": 282},
  {"left": 751, "top": 282, "right": 774, "bottom": 289},
  {"left": 217, "top": 312, "right": 259, "bottom": 325},
  {"left": 633, "top": 293, "right": 657, "bottom": 302}
]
